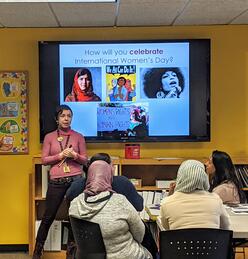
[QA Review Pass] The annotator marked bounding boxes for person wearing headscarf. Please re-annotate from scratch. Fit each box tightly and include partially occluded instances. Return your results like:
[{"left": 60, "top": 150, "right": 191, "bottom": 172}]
[
  {"left": 113, "top": 76, "right": 128, "bottom": 101},
  {"left": 65, "top": 68, "right": 101, "bottom": 102},
  {"left": 66, "top": 152, "right": 143, "bottom": 211},
  {"left": 160, "top": 160, "right": 231, "bottom": 230},
  {"left": 69, "top": 160, "right": 152, "bottom": 259}
]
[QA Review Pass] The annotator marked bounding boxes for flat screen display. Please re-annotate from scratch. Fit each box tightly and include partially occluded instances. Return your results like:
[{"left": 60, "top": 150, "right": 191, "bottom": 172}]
[{"left": 39, "top": 39, "right": 210, "bottom": 142}]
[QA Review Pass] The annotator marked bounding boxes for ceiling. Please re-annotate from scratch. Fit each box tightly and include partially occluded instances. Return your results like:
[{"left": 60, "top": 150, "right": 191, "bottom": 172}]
[{"left": 0, "top": 0, "right": 248, "bottom": 28}]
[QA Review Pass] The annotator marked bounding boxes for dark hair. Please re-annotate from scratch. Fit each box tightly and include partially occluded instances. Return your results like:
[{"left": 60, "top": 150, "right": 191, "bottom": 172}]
[
  {"left": 143, "top": 67, "right": 184, "bottom": 98},
  {"left": 77, "top": 68, "right": 92, "bottom": 83},
  {"left": 54, "top": 104, "right": 73, "bottom": 121},
  {"left": 117, "top": 76, "right": 126, "bottom": 84},
  {"left": 74, "top": 68, "right": 93, "bottom": 94},
  {"left": 84, "top": 153, "right": 112, "bottom": 175},
  {"left": 89, "top": 153, "right": 112, "bottom": 165},
  {"left": 210, "top": 150, "right": 246, "bottom": 203}
]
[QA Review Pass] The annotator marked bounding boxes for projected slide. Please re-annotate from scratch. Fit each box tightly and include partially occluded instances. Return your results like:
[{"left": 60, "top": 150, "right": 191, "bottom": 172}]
[{"left": 59, "top": 42, "right": 189, "bottom": 138}]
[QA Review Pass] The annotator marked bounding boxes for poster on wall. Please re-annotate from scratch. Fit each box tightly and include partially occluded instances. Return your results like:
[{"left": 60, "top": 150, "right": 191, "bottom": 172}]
[{"left": 0, "top": 71, "right": 28, "bottom": 154}]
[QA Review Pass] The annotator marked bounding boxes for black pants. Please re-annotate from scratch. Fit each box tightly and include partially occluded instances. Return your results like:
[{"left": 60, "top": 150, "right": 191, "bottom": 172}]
[
  {"left": 36, "top": 176, "right": 80, "bottom": 244},
  {"left": 142, "top": 222, "right": 158, "bottom": 259}
]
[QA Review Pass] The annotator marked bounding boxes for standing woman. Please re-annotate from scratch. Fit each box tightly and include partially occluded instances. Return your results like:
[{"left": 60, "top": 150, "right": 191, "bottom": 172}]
[
  {"left": 33, "top": 104, "right": 87, "bottom": 259},
  {"left": 205, "top": 150, "right": 246, "bottom": 204}
]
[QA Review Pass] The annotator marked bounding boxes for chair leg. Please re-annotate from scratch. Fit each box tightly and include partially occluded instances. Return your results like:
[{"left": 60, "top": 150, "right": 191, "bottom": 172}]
[{"left": 66, "top": 241, "right": 77, "bottom": 259}]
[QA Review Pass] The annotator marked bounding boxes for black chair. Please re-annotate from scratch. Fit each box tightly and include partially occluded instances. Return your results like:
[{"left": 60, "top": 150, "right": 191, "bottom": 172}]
[
  {"left": 70, "top": 216, "right": 106, "bottom": 259},
  {"left": 159, "top": 228, "right": 233, "bottom": 259}
]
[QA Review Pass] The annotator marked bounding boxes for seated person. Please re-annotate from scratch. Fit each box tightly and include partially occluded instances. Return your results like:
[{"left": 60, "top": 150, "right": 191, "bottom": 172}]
[
  {"left": 205, "top": 150, "right": 247, "bottom": 204},
  {"left": 160, "top": 159, "right": 231, "bottom": 230},
  {"left": 69, "top": 160, "right": 152, "bottom": 259},
  {"left": 66, "top": 153, "right": 143, "bottom": 211}
]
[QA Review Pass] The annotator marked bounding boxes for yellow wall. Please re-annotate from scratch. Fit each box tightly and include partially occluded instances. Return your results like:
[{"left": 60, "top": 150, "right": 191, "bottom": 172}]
[{"left": 1, "top": 25, "right": 248, "bottom": 244}]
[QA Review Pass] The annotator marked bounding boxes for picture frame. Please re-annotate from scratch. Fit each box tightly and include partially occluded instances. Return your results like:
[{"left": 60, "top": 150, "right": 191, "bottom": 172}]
[{"left": 0, "top": 71, "right": 28, "bottom": 154}]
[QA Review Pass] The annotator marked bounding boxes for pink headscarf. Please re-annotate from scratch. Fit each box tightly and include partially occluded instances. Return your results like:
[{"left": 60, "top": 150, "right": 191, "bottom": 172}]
[{"left": 84, "top": 160, "right": 114, "bottom": 196}]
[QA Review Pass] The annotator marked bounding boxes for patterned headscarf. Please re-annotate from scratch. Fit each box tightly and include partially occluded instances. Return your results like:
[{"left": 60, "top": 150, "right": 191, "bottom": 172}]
[
  {"left": 175, "top": 160, "right": 210, "bottom": 193},
  {"left": 84, "top": 160, "right": 114, "bottom": 196}
]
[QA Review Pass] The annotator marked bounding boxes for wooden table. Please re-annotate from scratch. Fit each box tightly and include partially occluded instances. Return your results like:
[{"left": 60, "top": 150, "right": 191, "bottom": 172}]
[{"left": 145, "top": 204, "right": 248, "bottom": 239}]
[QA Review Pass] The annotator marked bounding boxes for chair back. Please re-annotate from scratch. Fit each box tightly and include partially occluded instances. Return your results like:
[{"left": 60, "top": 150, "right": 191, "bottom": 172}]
[
  {"left": 159, "top": 228, "right": 233, "bottom": 259},
  {"left": 70, "top": 216, "right": 106, "bottom": 259}
]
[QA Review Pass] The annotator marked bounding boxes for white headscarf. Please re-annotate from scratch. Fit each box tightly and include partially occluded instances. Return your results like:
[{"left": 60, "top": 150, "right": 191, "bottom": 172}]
[{"left": 175, "top": 160, "right": 210, "bottom": 193}]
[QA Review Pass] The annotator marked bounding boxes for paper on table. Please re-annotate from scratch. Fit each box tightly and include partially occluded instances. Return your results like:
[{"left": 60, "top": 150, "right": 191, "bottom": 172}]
[
  {"left": 230, "top": 204, "right": 248, "bottom": 214},
  {"left": 146, "top": 204, "right": 160, "bottom": 217}
]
